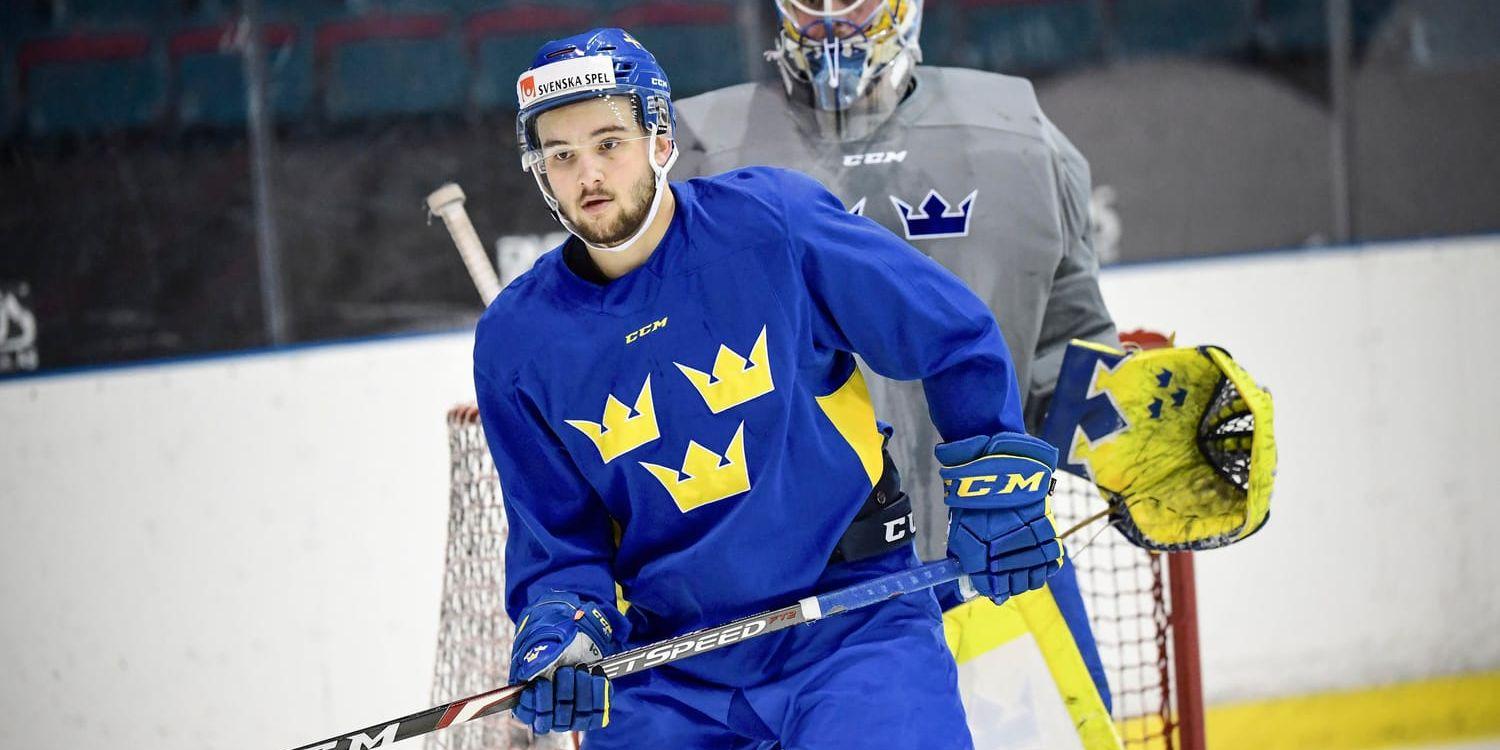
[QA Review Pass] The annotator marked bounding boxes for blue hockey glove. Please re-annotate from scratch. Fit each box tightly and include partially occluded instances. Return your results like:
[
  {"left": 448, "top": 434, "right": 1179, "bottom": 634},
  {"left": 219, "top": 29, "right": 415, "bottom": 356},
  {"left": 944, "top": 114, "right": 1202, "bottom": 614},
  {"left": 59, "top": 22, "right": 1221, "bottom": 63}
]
[
  {"left": 937, "top": 432, "right": 1064, "bottom": 604},
  {"left": 509, "top": 593, "right": 619, "bottom": 733}
]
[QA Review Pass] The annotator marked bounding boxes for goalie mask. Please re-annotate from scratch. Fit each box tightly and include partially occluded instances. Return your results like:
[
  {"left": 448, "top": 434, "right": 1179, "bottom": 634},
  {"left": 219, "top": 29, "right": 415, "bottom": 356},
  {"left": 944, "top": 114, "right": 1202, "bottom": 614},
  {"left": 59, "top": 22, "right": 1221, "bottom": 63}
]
[
  {"left": 516, "top": 28, "right": 677, "bottom": 254},
  {"left": 1039, "top": 340, "right": 1276, "bottom": 551},
  {"left": 771, "top": 0, "right": 922, "bottom": 138}
]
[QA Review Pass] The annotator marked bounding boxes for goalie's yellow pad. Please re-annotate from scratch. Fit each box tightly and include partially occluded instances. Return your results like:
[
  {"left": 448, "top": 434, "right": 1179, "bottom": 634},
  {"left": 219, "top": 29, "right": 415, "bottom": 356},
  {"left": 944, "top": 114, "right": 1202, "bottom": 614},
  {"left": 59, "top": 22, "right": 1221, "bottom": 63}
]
[{"left": 1038, "top": 340, "right": 1275, "bottom": 550}]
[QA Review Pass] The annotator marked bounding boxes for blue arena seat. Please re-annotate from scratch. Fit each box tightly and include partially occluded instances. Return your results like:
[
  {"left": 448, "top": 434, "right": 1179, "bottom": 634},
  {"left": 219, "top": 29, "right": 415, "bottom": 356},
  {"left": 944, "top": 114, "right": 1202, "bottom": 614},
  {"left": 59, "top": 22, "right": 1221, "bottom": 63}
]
[
  {"left": 1255, "top": 0, "right": 1399, "bottom": 56},
  {"left": 358, "top": 0, "right": 461, "bottom": 13},
  {"left": 260, "top": 0, "right": 348, "bottom": 23},
  {"left": 18, "top": 30, "right": 166, "bottom": 135},
  {"left": 63, "top": 0, "right": 166, "bottom": 26},
  {"left": 959, "top": 0, "right": 1101, "bottom": 74},
  {"left": 1255, "top": 0, "right": 1327, "bottom": 53},
  {"left": 610, "top": 1, "right": 745, "bottom": 98},
  {"left": 918, "top": 0, "right": 968, "bottom": 68},
  {"left": 467, "top": 4, "right": 594, "bottom": 111},
  {"left": 1111, "top": 0, "right": 1255, "bottom": 57},
  {"left": 1, "top": 2, "right": 57, "bottom": 42},
  {"left": 317, "top": 11, "right": 466, "bottom": 120},
  {"left": 170, "top": 22, "right": 312, "bottom": 127}
]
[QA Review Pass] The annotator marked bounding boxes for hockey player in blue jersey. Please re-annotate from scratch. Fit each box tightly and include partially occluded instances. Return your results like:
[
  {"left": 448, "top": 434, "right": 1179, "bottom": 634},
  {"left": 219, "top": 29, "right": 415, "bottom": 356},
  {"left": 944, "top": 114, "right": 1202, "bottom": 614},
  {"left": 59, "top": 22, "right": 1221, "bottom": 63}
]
[{"left": 474, "top": 28, "right": 1063, "bottom": 748}]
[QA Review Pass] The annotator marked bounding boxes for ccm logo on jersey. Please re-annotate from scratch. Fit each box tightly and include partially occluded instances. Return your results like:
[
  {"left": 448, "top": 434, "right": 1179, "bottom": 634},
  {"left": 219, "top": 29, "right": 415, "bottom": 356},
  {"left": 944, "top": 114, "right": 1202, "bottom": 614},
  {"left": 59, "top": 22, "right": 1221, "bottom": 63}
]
[
  {"left": 944, "top": 471, "right": 1047, "bottom": 498},
  {"left": 843, "top": 151, "right": 907, "bottom": 167},
  {"left": 626, "top": 316, "right": 668, "bottom": 344}
]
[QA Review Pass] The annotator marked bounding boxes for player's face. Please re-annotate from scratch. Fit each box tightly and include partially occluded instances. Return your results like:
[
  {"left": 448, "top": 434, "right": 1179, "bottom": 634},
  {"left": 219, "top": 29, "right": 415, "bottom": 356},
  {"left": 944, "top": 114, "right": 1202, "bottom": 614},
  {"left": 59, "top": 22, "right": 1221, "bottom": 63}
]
[
  {"left": 780, "top": 0, "right": 882, "bottom": 40},
  {"left": 534, "top": 97, "right": 668, "bottom": 247}
]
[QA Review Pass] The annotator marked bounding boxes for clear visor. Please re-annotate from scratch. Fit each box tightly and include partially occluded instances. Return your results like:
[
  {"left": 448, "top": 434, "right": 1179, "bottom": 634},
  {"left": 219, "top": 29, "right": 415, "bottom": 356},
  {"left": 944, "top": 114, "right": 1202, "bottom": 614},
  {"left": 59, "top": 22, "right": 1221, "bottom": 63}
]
[
  {"left": 525, "top": 132, "right": 659, "bottom": 176},
  {"left": 522, "top": 94, "right": 660, "bottom": 202}
]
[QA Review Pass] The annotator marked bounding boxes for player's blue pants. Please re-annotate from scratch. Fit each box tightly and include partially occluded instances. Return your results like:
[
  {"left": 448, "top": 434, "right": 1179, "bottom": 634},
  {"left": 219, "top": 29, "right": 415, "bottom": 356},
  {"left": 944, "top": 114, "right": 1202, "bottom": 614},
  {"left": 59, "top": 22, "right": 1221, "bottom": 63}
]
[{"left": 582, "top": 546, "right": 973, "bottom": 750}]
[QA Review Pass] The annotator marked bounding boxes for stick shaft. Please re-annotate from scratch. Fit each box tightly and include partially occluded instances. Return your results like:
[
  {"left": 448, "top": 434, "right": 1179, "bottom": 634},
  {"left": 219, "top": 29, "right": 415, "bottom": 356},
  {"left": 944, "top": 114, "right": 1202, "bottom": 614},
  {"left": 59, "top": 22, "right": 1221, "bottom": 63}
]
[
  {"left": 289, "top": 492, "right": 1123, "bottom": 749},
  {"left": 288, "top": 512, "right": 1112, "bottom": 750},
  {"left": 287, "top": 560, "right": 963, "bottom": 749}
]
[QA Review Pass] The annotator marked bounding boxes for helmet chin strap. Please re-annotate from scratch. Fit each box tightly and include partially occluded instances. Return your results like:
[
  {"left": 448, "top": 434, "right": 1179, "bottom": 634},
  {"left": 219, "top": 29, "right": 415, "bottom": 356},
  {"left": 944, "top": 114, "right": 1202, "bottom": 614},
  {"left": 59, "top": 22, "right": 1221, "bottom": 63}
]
[{"left": 542, "top": 135, "right": 678, "bottom": 256}]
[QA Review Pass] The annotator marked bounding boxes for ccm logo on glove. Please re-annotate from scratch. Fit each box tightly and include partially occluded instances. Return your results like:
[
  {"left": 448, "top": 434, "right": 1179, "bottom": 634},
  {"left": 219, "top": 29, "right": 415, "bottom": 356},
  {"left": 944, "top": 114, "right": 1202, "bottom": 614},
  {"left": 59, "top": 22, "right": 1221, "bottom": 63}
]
[{"left": 944, "top": 470, "right": 1048, "bottom": 498}]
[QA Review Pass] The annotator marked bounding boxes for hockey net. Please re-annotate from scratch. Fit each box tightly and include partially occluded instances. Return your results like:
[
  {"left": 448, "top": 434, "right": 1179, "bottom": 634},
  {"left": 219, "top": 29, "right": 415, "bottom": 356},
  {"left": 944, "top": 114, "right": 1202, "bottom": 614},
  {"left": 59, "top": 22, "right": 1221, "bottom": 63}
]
[
  {"left": 430, "top": 406, "right": 1204, "bottom": 750},
  {"left": 1052, "top": 471, "right": 1206, "bottom": 750}
]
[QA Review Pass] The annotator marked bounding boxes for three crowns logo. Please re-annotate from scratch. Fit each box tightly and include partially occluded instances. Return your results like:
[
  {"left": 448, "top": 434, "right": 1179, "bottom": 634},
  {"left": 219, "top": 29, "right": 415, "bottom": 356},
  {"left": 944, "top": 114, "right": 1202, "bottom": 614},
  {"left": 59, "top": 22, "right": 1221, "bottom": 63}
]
[
  {"left": 640, "top": 422, "right": 752, "bottom": 513},
  {"left": 565, "top": 376, "right": 660, "bottom": 464},
  {"left": 674, "top": 326, "right": 774, "bottom": 414},
  {"left": 890, "top": 189, "right": 978, "bottom": 240}
]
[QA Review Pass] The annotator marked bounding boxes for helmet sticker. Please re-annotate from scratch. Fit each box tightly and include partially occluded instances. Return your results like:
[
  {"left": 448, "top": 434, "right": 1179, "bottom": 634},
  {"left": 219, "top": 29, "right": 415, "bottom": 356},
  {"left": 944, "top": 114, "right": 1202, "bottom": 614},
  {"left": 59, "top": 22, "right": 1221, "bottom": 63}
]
[{"left": 517, "top": 55, "right": 617, "bottom": 110}]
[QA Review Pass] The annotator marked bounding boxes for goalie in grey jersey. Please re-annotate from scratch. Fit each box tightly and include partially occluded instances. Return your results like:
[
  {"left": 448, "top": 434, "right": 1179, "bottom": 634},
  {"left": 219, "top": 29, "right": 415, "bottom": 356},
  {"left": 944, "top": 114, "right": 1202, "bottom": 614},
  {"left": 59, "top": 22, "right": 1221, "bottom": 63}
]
[{"left": 674, "top": 2, "right": 1124, "bottom": 747}]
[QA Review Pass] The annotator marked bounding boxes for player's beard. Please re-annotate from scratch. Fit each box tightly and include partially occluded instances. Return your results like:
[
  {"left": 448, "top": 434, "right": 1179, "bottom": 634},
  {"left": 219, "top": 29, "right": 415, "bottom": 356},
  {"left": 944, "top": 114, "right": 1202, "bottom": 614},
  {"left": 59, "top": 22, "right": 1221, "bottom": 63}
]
[{"left": 566, "top": 170, "right": 657, "bottom": 248}]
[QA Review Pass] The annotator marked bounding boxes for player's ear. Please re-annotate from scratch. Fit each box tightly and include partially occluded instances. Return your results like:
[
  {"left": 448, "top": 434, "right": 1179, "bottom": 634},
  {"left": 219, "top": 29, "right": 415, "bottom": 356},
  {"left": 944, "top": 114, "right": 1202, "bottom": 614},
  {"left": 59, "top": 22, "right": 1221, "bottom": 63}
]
[{"left": 654, "top": 128, "right": 674, "bottom": 168}]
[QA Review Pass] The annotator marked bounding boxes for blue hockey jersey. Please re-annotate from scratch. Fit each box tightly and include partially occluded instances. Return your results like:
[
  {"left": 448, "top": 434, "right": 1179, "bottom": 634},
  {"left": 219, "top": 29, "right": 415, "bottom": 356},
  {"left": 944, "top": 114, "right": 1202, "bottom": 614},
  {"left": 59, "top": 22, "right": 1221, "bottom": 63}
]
[{"left": 473, "top": 167, "right": 1025, "bottom": 644}]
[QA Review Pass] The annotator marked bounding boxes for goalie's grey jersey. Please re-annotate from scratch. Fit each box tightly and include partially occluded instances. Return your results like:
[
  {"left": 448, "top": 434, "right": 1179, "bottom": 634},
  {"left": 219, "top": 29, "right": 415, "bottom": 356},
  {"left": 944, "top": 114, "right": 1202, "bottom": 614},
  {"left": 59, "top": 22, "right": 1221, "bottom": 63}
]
[{"left": 675, "top": 68, "right": 1118, "bottom": 561}]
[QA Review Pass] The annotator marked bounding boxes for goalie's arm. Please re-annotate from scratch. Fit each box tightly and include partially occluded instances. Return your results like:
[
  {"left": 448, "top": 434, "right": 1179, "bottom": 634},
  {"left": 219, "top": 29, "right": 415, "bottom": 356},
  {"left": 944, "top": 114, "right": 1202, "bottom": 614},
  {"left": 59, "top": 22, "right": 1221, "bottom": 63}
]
[{"left": 1028, "top": 115, "right": 1119, "bottom": 432}]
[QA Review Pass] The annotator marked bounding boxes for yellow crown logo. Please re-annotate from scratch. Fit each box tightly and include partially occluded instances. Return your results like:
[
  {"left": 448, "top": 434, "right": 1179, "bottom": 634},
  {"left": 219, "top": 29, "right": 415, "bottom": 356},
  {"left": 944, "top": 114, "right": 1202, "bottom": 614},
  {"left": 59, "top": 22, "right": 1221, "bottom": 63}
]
[
  {"left": 640, "top": 422, "right": 751, "bottom": 513},
  {"left": 674, "top": 326, "right": 774, "bottom": 414},
  {"left": 565, "top": 376, "right": 660, "bottom": 464}
]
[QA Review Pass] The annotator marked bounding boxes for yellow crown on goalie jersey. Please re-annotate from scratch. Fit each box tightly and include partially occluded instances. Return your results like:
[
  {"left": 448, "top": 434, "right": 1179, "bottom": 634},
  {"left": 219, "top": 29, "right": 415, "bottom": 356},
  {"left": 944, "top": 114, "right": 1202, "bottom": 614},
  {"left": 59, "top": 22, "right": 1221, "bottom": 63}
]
[
  {"left": 674, "top": 326, "right": 775, "bottom": 414},
  {"left": 565, "top": 376, "right": 660, "bottom": 464},
  {"left": 640, "top": 422, "right": 751, "bottom": 513}
]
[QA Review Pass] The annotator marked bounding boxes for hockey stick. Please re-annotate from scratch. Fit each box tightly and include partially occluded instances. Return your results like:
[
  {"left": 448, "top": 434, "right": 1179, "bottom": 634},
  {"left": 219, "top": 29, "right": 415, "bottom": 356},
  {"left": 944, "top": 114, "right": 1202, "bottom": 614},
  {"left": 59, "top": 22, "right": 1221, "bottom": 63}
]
[
  {"left": 289, "top": 558, "right": 968, "bottom": 750},
  {"left": 288, "top": 503, "right": 1115, "bottom": 750},
  {"left": 426, "top": 182, "right": 502, "bottom": 306}
]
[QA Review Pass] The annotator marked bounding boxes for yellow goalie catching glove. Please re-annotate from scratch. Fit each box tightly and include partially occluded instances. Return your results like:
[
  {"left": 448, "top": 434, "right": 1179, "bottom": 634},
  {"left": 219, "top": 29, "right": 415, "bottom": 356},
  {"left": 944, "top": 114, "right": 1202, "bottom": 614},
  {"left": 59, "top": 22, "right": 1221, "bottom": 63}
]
[{"left": 1038, "top": 339, "right": 1276, "bottom": 550}]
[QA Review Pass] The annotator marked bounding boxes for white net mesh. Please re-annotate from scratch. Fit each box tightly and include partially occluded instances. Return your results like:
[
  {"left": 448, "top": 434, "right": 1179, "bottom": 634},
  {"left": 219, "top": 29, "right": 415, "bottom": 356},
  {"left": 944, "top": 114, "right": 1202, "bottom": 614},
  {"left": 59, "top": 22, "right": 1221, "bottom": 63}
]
[
  {"left": 1053, "top": 471, "right": 1181, "bottom": 749},
  {"left": 426, "top": 406, "right": 573, "bottom": 750}
]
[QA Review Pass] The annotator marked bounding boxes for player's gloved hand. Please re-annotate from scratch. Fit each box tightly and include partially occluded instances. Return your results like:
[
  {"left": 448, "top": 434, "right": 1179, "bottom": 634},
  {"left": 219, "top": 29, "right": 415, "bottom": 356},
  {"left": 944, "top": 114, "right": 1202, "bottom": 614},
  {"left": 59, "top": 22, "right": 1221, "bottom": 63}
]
[
  {"left": 509, "top": 593, "right": 619, "bottom": 733},
  {"left": 937, "top": 432, "right": 1063, "bottom": 604}
]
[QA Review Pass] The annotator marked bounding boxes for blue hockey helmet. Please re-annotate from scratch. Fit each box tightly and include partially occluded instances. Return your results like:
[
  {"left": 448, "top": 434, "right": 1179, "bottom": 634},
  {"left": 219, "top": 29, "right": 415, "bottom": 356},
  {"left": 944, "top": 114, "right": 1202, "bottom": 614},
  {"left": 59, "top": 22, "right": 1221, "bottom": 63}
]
[
  {"left": 513, "top": 28, "right": 679, "bottom": 253},
  {"left": 515, "top": 28, "right": 675, "bottom": 172}
]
